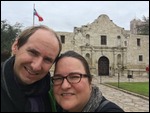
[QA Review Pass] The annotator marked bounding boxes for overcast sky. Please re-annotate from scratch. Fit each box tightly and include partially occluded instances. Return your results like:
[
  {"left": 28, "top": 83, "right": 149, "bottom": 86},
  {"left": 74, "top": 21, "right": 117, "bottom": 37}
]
[{"left": 1, "top": 1, "right": 149, "bottom": 32}]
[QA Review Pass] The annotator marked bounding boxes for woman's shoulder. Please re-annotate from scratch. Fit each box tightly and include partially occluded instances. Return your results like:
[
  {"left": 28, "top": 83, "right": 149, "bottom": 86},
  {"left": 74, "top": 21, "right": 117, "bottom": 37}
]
[{"left": 95, "top": 96, "right": 124, "bottom": 112}]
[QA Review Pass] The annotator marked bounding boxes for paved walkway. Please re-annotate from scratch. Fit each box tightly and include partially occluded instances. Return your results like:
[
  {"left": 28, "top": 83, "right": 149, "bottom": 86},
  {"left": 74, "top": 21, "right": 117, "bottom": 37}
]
[{"left": 92, "top": 76, "right": 149, "bottom": 112}]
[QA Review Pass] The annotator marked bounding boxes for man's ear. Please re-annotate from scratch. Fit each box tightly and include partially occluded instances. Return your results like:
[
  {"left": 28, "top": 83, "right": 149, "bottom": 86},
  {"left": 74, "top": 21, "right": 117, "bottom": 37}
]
[{"left": 11, "top": 39, "right": 18, "bottom": 55}]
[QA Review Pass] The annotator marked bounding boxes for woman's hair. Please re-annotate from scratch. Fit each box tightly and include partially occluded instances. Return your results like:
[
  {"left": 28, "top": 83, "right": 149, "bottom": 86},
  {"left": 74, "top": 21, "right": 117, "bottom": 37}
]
[{"left": 54, "top": 50, "right": 92, "bottom": 83}]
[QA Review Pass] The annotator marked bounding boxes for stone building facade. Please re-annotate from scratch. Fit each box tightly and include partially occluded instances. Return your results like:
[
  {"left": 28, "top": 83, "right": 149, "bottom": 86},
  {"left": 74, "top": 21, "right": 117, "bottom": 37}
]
[{"left": 55, "top": 14, "right": 149, "bottom": 77}]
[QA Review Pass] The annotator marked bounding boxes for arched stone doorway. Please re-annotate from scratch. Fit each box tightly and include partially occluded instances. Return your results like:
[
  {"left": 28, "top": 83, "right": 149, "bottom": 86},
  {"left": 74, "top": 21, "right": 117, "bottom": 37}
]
[{"left": 98, "top": 56, "right": 109, "bottom": 76}]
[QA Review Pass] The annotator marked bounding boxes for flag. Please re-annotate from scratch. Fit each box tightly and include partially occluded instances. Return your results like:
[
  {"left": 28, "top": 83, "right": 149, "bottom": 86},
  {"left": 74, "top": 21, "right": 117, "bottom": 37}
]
[{"left": 34, "top": 9, "right": 43, "bottom": 21}]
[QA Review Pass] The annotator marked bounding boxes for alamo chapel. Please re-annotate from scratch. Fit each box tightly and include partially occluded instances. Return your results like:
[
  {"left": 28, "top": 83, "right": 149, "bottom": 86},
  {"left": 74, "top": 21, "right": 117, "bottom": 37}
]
[{"left": 55, "top": 14, "right": 149, "bottom": 77}]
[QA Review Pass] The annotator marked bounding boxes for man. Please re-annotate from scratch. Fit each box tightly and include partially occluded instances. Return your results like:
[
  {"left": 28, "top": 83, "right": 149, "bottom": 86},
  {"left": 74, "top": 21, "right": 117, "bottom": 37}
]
[{"left": 1, "top": 25, "right": 62, "bottom": 112}]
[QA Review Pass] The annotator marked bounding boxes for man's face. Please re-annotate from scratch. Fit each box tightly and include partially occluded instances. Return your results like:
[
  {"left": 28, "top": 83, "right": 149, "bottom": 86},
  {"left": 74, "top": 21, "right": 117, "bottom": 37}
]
[{"left": 12, "top": 29, "right": 59, "bottom": 85}]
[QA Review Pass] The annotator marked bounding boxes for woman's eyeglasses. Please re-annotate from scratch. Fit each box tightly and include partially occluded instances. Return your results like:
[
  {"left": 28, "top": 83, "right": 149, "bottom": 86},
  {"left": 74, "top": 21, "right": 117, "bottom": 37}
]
[{"left": 51, "top": 72, "right": 88, "bottom": 85}]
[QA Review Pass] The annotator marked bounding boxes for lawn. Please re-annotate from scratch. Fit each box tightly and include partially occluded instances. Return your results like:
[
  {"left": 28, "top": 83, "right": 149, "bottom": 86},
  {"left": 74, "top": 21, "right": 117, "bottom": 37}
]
[{"left": 105, "top": 82, "right": 149, "bottom": 97}]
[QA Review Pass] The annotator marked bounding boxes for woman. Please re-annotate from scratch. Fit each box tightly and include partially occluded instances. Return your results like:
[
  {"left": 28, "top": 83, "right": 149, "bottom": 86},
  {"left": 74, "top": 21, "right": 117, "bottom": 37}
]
[{"left": 51, "top": 51, "right": 124, "bottom": 112}]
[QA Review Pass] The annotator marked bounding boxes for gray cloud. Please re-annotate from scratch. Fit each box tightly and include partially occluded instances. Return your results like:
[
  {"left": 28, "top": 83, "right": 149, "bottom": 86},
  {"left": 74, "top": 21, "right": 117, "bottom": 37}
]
[{"left": 1, "top": 1, "right": 149, "bottom": 32}]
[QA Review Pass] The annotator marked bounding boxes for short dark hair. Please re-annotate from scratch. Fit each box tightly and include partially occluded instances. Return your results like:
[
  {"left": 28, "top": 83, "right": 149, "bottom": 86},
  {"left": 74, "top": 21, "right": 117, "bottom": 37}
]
[{"left": 54, "top": 50, "right": 92, "bottom": 83}]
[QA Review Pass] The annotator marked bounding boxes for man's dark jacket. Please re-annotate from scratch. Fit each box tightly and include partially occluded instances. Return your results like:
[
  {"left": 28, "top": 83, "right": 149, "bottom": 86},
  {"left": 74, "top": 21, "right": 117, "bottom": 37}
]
[{"left": 1, "top": 56, "right": 52, "bottom": 112}]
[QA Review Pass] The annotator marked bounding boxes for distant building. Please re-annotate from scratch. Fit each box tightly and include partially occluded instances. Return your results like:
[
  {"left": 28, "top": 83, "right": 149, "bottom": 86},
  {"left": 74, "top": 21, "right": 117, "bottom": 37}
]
[
  {"left": 54, "top": 14, "right": 149, "bottom": 77},
  {"left": 130, "top": 18, "right": 148, "bottom": 35}
]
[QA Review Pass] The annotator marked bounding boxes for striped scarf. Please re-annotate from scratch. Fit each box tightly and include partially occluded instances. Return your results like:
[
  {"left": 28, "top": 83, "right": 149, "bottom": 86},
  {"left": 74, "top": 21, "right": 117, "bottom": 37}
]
[{"left": 82, "top": 85, "right": 103, "bottom": 112}]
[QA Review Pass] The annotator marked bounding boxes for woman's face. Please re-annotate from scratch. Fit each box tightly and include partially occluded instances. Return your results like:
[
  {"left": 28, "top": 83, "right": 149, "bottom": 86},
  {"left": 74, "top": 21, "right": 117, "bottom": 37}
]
[{"left": 53, "top": 57, "right": 92, "bottom": 112}]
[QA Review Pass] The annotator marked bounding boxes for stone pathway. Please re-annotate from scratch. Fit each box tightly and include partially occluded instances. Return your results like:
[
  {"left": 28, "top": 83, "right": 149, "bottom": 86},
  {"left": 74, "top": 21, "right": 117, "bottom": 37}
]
[{"left": 92, "top": 76, "right": 149, "bottom": 112}]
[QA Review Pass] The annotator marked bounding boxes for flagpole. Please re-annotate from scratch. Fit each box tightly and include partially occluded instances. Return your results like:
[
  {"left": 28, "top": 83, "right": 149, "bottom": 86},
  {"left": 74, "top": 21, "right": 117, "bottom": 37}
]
[{"left": 33, "top": 4, "right": 35, "bottom": 26}]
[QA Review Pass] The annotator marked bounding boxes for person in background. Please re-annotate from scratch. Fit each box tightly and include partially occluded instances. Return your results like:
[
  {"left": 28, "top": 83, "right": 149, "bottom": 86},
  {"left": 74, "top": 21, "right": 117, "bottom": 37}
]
[
  {"left": 51, "top": 51, "right": 124, "bottom": 112},
  {"left": 1, "top": 25, "right": 62, "bottom": 112},
  {"left": 146, "top": 65, "right": 149, "bottom": 78}
]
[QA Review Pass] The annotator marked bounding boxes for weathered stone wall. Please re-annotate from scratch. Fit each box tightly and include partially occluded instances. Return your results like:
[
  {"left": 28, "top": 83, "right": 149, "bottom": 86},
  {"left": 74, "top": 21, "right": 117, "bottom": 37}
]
[{"left": 54, "top": 14, "right": 149, "bottom": 76}]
